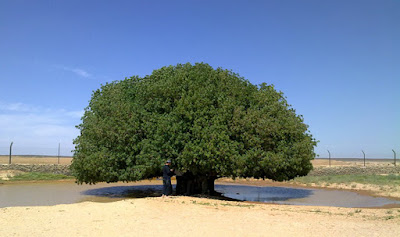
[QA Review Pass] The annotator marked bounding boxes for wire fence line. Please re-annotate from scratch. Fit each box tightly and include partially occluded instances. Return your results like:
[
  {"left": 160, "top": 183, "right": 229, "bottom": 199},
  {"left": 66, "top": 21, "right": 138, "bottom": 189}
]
[
  {"left": 0, "top": 143, "right": 397, "bottom": 166},
  {"left": 0, "top": 142, "right": 73, "bottom": 165},
  {"left": 0, "top": 144, "right": 74, "bottom": 157}
]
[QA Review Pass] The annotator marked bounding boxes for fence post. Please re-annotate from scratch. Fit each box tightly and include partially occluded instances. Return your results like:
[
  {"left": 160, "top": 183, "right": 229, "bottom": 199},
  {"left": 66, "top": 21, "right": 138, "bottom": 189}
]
[
  {"left": 393, "top": 149, "right": 396, "bottom": 166},
  {"left": 58, "top": 143, "right": 61, "bottom": 164},
  {"left": 327, "top": 150, "right": 331, "bottom": 166},
  {"left": 361, "top": 150, "right": 365, "bottom": 167},
  {"left": 9, "top": 142, "right": 13, "bottom": 164}
]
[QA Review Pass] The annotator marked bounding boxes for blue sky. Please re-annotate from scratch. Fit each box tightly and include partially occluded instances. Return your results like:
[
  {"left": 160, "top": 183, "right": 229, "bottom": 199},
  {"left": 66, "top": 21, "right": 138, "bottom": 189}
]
[{"left": 0, "top": 0, "right": 399, "bottom": 158}]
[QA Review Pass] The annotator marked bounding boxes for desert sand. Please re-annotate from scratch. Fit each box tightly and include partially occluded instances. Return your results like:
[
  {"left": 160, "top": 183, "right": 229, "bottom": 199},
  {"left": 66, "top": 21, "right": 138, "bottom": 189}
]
[{"left": 0, "top": 196, "right": 399, "bottom": 237}]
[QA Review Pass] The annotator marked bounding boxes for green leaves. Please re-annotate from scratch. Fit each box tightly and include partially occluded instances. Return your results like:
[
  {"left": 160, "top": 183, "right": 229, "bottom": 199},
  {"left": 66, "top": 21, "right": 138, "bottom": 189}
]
[{"left": 71, "top": 63, "right": 317, "bottom": 184}]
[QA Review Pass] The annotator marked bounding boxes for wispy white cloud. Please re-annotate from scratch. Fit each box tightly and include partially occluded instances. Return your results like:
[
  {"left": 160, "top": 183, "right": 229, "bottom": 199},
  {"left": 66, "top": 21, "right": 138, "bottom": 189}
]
[
  {"left": 70, "top": 68, "right": 92, "bottom": 78},
  {"left": 0, "top": 101, "right": 83, "bottom": 155},
  {"left": 0, "top": 102, "right": 39, "bottom": 112},
  {"left": 56, "top": 65, "right": 92, "bottom": 78}
]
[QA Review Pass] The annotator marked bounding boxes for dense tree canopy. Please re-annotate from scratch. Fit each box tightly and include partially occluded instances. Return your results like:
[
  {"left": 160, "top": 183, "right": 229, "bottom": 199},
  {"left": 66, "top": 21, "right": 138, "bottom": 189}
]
[{"left": 71, "top": 63, "right": 317, "bottom": 185}]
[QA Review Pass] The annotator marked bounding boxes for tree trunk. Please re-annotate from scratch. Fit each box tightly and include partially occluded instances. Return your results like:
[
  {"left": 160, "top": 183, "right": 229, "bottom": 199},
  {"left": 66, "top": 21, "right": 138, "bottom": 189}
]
[{"left": 176, "top": 173, "right": 216, "bottom": 195}]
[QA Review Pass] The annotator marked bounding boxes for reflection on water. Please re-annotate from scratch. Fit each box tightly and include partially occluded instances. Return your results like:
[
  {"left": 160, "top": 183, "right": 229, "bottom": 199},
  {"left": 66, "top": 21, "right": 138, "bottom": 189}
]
[
  {"left": 1, "top": 182, "right": 399, "bottom": 208},
  {"left": 215, "top": 185, "right": 313, "bottom": 202},
  {"left": 215, "top": 185, "right": 400, "bottom": 208},
  {"left": 83, "top": 185, "right": 164, "bottom": 198}
]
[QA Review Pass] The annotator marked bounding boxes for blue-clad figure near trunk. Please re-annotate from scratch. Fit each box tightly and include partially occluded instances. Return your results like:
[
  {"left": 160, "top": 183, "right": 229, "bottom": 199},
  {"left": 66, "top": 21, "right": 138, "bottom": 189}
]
[{"left": 162, "top": 160, "right": 174, "bottom": 197}]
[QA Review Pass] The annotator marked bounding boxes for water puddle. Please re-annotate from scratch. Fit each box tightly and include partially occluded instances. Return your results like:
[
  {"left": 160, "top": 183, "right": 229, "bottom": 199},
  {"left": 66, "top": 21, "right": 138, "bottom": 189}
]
[
  {"left": 215, "top": 185, "right": 400, "bottom": 208},
  {"left": 0, "top": 182, "right": 132, "bottom": 208},
  {"left": 1, "top": 182, "right": 399, "bottom": 208}
]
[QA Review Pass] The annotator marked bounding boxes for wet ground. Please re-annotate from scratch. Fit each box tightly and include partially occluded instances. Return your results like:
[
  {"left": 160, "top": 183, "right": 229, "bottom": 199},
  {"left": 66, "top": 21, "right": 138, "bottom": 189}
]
[{"left": 1, "top": 181, "right": 399, "bottom": 208}]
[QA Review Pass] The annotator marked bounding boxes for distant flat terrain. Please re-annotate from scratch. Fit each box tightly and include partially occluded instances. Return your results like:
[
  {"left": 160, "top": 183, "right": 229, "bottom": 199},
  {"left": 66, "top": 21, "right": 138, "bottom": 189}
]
[
  {"left": 312, "top": 158, "right": 395, "bottom": 167},
  {"left": 0, "top": 155, "right": 73, "bottom": 165},
  {"left": 1, "top": 156, "right": 396, "bottom": 166}
]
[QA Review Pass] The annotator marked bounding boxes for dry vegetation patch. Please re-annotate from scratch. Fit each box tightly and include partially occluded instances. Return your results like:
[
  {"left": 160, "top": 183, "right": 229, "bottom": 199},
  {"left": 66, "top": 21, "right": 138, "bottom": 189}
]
[{"left": 0, "top": 170, "right": 25, "bottom": 181}]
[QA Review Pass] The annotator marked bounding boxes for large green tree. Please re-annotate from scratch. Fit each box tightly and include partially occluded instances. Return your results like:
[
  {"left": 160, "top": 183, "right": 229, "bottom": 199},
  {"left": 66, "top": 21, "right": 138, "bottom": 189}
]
[{"left": 71, "top": 63, "right": 317, "bottom": 194}]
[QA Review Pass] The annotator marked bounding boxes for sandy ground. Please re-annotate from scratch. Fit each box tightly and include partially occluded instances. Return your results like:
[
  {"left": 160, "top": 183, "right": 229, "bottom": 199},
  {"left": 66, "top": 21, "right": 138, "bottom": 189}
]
[{"left": 0, "top": 196, "right": 399, "bottom": 237}]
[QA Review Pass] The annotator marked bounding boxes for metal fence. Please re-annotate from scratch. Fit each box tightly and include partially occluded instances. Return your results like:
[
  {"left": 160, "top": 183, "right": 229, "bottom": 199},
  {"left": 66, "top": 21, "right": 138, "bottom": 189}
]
[
  {"left": 0, "top": 142, "right": 74, "bottom": 165},
  {"left": 313, "top": 158, "right": 397, "bottom": 167},
  {"left": 318, "top": 149, "right": 397, "bottom": 167},
  {"left": 1, "top": 142, "right": 397, "bottom": 166}
]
